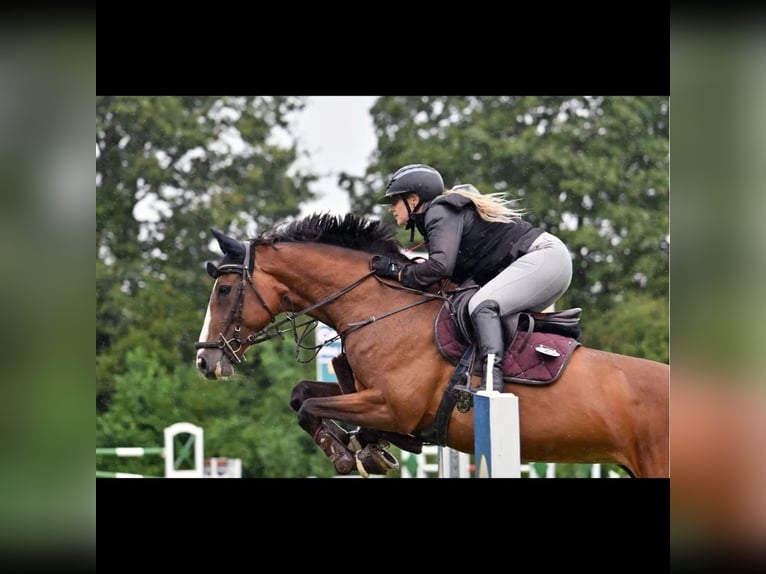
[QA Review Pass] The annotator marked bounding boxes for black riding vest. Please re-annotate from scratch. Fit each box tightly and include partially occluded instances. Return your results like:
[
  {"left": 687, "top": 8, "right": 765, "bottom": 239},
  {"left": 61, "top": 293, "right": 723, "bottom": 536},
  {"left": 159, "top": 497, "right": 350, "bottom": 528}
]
[{"left": 399, "top": 194, "right": 544, "bottom": 289}]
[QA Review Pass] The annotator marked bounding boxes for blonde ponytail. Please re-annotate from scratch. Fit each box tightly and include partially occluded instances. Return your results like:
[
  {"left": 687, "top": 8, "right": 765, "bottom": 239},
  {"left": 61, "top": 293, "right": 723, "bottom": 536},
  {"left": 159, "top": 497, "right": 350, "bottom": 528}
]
[{"left": 445, "top": 185, "right": 526, "bottom": 223}]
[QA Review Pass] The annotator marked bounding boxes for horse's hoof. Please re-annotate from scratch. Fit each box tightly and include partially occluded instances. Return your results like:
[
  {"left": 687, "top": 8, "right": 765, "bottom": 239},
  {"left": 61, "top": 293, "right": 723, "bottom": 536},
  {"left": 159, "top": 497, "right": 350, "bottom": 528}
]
[
  {"left": 355, "top": 442, "right": 399, "bottom": 476},
  {"left": 321, "top": 437, "right": 355, "bottom": 474},
  {"left": 332, "top": 452, "right": 357, "bottom": 475}
]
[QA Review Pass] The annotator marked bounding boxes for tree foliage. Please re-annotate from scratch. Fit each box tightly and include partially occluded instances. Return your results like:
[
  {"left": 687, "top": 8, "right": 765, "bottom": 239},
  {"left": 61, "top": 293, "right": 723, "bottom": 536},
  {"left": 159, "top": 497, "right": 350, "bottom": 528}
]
[
  {"left": 97, "top": 96, "right": 315, "bottom": 407},
  {"left": 96, "top": 348, "right": 334, "bottom": 478},
  {"left": 96, "top": 96, "right": 336, "bottom": 477}
]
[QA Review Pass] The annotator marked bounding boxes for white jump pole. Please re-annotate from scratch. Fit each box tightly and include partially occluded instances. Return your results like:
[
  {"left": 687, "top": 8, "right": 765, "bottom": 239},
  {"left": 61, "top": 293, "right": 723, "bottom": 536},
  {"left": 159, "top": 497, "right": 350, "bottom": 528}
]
[
  {"left": 438, "top": 447, "right": 471, "bottom": 478},
  {"left": 473, "top": 353, "right": 521, "bottom": 477}
]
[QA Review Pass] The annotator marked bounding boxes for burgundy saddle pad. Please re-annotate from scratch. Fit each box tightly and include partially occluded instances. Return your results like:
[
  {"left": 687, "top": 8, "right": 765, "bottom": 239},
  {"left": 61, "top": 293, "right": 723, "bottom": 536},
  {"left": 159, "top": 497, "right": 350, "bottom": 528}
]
[{"left": 434, "top": 304, "right": 581, "bottom": 385}]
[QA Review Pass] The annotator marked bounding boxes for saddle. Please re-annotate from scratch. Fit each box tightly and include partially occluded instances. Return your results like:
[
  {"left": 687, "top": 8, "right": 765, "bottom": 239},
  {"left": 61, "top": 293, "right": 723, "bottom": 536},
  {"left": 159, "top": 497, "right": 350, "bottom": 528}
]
[
  {"left": 415, "top": 282, "right": 584, "bottom": 445},
  {"left": 435, "top": 280, "right": 582, "bottom": 385}
]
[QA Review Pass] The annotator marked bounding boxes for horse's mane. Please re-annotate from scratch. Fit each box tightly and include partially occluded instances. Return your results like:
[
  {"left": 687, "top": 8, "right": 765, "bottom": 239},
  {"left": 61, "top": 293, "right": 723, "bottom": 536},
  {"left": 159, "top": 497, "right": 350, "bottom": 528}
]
[{"left": 255, "top": 213, "right": 407, "bottom": 259}]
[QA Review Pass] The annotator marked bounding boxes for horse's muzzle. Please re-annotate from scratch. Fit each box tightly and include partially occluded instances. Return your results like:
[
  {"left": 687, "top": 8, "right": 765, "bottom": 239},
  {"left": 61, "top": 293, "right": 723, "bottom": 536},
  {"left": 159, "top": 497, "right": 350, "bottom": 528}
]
[{"left": 195, "top": 352, "right": 232, "bottom": 380}]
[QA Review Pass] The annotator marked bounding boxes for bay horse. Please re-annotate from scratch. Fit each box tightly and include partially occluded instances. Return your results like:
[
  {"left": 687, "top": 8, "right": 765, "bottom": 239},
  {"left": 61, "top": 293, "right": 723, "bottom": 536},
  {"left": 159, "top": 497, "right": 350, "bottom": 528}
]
[{"left": 194, "top": 213, "right": 669, "bottom": 478}]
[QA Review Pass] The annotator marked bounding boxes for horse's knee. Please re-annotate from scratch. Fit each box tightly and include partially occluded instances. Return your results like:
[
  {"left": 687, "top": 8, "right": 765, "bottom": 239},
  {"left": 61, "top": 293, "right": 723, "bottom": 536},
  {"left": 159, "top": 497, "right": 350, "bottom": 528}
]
[
  {"left": 290, "top": 379, "right": 342, "bottom": 412},
  {"left": 289, "top": 380, "right": 313, "bottom": 412}
]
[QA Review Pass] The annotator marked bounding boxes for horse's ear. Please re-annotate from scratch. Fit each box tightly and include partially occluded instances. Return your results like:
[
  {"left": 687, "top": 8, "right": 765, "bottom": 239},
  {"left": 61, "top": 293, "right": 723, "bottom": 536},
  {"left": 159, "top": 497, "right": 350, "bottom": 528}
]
[
  {"left": 211, "top": 228, "right": 243, "bottom": 258},
  {"left": 206, "top": 261, "right": 219, "bottom": 278},
  {"left": 211, "top": 228, "right": 227, "bottom": 249}
]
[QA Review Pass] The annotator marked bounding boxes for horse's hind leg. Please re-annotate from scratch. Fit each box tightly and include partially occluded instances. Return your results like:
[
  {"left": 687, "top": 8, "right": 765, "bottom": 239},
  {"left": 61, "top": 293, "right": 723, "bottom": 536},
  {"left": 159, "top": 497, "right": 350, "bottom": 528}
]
[
  {"left": 617, "top": 421, "right": 668, "bottom": 478},
  {"left": 631, "top": 447, "right": 669, "bottom": 478},
  {"left": 627, "top": 387, "right": 669, "bottom": 478}
]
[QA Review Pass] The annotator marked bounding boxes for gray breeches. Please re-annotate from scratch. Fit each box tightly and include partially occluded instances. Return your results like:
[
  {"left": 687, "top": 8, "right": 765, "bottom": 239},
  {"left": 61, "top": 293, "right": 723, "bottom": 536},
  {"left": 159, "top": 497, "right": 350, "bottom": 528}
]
[{"left": 467, "top": 232, "right": 573, "bottom": 317}]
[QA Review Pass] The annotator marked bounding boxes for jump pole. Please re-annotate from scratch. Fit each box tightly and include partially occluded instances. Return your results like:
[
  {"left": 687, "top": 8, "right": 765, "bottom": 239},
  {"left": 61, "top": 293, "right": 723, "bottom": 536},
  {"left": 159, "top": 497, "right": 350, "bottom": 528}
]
[
  {"left": 96, "top": 471, "right": 146, "bottom": 478},
  {"left": 473, "top": 354, "right": 521, "bottom": 478},
  {"left": 96, "top": 422, "right": 204, "bottom": 478},
  {"left": 438, "top": 447, "right": 471, "bottom": 478}
]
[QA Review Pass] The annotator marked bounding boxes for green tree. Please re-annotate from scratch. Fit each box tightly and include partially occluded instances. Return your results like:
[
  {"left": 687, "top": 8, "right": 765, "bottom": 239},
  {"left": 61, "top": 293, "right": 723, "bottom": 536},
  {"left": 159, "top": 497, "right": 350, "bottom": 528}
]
[
  {"left": 96, "top": 96, "right": 340, "bottom": 477},
  {"left": 97, "top": 96, "right": 315, "bottom": 409},
  {"left": 96, "top": 348, "right": 334, "bottom": 478}
]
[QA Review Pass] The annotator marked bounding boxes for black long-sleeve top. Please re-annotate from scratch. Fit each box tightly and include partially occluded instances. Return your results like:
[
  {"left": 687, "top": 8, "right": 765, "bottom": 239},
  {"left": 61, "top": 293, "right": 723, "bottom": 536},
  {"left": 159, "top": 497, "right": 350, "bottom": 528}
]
[{"left": 399, "top": 194, "right": 544, "bottom": 289}]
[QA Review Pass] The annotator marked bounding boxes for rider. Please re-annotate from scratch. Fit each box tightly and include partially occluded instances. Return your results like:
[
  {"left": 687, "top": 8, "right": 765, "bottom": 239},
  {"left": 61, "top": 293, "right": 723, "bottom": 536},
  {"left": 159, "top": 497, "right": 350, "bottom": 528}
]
[{"left": 372, "top": 164, "right": 573, "bottom": 392}]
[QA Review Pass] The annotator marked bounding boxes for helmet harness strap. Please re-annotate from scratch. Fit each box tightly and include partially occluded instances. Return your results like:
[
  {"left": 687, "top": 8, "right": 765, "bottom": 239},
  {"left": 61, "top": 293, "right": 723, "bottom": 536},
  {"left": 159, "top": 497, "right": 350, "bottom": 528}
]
[{"left": 403, "top": 197, "right": 424, "bottom": 242}]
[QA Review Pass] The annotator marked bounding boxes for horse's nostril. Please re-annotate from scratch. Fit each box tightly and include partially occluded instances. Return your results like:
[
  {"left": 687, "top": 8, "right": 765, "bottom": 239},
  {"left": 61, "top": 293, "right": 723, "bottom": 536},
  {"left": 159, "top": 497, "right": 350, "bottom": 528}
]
[{"left": 196, "top": 356, "right": 207, "bottom": 372}]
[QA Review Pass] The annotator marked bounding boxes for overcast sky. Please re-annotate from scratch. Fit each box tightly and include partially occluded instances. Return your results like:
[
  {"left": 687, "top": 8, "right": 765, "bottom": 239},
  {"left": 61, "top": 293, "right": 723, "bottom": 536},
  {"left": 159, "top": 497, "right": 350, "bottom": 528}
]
[
  {"left": 293, "top": 96, "right": 378, "bottom": 216},
  {"left": 132, "top": 97, "right": 379, "bottom": 224}
]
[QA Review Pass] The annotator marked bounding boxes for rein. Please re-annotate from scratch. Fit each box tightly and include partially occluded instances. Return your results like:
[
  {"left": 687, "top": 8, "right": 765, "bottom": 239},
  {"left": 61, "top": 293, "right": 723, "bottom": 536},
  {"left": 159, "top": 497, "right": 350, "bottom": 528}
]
[
  {"left": 343, "top": 276, "right": 445, "bottom": 337},
  {"left": 287, "top": 276, "right": 445, "bottom": 363},
  {"left": 195, "top": 241, "right": 447, "bottom": 364}
]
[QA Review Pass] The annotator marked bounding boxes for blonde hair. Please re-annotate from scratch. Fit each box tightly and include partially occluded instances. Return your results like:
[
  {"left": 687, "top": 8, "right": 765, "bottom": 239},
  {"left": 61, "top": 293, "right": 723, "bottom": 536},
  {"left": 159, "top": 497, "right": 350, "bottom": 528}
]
[{"left": 444, "top": 184, "right": 526, "bottom": 223}]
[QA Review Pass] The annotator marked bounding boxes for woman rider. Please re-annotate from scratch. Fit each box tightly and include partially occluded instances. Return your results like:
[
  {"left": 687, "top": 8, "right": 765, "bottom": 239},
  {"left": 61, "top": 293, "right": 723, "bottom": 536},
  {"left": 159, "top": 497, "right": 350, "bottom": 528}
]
[{"left": 371, "top": 164, "right": 573, "bottom": 392}]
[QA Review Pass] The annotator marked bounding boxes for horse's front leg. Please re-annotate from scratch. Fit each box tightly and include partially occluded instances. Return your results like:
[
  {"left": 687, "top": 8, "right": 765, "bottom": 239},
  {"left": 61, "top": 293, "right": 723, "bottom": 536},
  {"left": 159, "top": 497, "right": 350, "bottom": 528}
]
[
  {"left": 290, "top": 379, "right": 342, "bottom": 418},
  {"left": 298, "top": 388, "right": 404, "bottom": 476},
  {"left": 289, "top": 379, "right": 359, "bottom": 474},
  {"left": 290, "top": 377, "right": 421, "bottom": 474},
  {"left": 329, "top": 353, "right": 424, "bottom": 454}
]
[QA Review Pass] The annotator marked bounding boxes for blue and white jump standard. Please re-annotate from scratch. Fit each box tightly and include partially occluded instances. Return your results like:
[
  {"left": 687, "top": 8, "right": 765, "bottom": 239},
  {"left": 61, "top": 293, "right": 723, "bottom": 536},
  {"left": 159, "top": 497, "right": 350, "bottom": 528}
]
[{"left": 473, "top": 353, "right": 521, "bottom": 478}]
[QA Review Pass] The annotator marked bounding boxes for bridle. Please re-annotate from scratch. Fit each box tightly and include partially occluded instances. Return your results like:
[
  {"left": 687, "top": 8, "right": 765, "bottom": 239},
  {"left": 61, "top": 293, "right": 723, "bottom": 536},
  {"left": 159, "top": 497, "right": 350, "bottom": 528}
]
[
  {"left": 193, "top": 240, "right": 278, "bottom": 364},
  {"left": 194, "top": 239, "right": 446, "bottom": 365}
]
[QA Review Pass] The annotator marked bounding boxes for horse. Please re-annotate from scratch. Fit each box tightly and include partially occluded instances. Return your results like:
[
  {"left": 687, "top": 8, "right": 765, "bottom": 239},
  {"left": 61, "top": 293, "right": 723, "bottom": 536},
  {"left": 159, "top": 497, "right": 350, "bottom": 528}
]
[{"left": 194, "top": 213, "right": 669, "bottom": 478}]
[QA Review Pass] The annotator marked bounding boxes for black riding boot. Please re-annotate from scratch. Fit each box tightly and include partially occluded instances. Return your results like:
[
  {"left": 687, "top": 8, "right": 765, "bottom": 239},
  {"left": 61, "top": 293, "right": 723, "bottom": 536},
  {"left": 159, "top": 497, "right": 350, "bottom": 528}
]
[{"left": 470, "top": 300, "right": 505, "bottom": 392}]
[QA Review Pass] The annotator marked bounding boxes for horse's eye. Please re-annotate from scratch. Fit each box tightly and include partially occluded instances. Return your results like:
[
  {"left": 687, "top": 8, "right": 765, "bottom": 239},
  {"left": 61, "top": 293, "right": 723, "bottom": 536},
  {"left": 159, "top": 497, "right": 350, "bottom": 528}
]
[{"left": 218, "top": 285, "right": 232, "bottom": 295}]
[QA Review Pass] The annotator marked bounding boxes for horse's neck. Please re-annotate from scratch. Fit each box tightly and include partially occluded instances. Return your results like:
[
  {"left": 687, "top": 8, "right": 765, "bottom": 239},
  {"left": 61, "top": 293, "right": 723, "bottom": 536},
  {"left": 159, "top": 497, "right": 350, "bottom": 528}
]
[{"left": 262, "top": 243, "right": 377, "bottom": 327}]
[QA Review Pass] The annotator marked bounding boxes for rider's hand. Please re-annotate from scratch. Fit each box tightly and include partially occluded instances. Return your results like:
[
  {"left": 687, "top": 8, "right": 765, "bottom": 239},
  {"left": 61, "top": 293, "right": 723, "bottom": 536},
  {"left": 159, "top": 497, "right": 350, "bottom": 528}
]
[{"left": 370, "top": 256, "right": 404, "bottom": 281}]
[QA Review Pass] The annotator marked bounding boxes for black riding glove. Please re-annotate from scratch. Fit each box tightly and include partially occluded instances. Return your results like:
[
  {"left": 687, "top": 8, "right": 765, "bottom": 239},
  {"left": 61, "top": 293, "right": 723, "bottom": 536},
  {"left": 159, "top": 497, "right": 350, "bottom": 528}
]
[{"left": 370, "top": 256, "right": 404, "bottom": 281}]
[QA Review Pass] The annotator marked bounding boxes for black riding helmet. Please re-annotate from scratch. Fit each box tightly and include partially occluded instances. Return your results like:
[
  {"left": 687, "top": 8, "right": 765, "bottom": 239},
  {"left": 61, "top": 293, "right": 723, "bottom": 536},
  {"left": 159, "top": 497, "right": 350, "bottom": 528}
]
[
  {"left": 379, "top": 164, "right": 445, "bottom": 204},
  {"left": 380, "top": 164, "right": 445, "bottom": 241}
]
